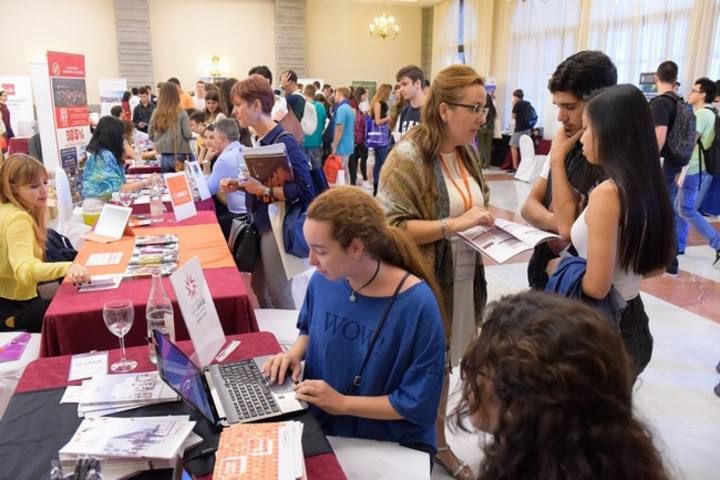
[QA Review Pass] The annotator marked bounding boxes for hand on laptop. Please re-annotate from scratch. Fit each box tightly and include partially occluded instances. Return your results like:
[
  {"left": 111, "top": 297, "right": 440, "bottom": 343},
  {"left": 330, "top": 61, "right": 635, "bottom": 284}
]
[
  {"left": 262, "top": 352, "right": 303, "bottom": 385},
  {"left": 294, "top": 380, "right": 345, "bottom": 415}
]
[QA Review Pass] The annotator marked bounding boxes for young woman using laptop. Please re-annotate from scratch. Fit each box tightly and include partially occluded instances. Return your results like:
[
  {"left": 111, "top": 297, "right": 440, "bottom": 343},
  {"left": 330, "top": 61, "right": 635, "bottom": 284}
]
[{"left": 262, "top": 186, "right": 446, "bottom": 462}]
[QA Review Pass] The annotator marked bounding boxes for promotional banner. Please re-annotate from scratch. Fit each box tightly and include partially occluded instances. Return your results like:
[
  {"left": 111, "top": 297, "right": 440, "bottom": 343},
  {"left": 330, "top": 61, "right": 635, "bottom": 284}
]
[
  {"left": 0, "top": 75, "right": 35, "bottom": 136},
  {"left": 47, "top": 51, "right": 91, "bottom": 201},
  {"left": 98, "top": 78, "right": 127, "bottom": 117}
]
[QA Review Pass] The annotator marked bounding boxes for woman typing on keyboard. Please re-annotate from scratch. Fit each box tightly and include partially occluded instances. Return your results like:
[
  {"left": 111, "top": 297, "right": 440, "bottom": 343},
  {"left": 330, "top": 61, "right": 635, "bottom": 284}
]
[{"left": 262, "top": 186, "right": 446, "bottom": 462}]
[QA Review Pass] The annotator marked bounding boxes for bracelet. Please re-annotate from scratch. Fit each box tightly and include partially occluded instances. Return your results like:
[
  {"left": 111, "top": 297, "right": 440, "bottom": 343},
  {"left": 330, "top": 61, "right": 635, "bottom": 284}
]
[{"left": 440, "top": 217, "right": 450, "bottom": 239}]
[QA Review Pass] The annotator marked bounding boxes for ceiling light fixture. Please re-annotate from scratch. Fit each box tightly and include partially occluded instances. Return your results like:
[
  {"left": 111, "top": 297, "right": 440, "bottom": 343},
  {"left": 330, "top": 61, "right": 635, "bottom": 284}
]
[{"left": 369, "top": 1, "right": 400, "bottom": 40}]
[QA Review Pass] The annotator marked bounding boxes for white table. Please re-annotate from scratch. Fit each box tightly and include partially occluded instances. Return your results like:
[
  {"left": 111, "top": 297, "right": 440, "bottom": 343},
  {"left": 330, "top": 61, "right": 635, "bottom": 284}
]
[
  {"left": 0, "top": 332, "right": 41, "bottom": 419},
  {"left": 327, "top": 436, "right": 431, "bottom": 480}
]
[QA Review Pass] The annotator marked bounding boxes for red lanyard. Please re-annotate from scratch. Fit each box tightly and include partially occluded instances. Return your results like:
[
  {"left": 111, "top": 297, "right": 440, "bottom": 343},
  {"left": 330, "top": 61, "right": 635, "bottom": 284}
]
[{"left": 439, "top": 155, "right": 473, "bottom": 211}]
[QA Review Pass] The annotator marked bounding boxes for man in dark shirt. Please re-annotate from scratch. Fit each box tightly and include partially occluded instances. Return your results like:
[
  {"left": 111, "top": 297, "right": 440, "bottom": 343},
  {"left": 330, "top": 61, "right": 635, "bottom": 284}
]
[
  {"left": 521, "top": 50, "right": 617, "bottom": 290},
  {"left": 280, "top": 70, "right": 306, "bottom": 122},
  {"left": 509, "top": 89, "right": 534, "bottom": 171},
  {"left": 649, "top": 61, "right": 683, "bottom": 274},
  {"left": 132, "top": 86, "right": 154, "bottom": 133},
  {"left": 394, "top": 65, "right": 425, "bottom": 139}
]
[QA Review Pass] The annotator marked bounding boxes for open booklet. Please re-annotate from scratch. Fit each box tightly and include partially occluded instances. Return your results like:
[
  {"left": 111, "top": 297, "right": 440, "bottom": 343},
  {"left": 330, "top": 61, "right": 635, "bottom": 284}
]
[
  {"left": 457, "top": 218, "right": 560, "bottom": 264},
  {"left": 243, "top": 143, "right": 294, "bottom": 188}
]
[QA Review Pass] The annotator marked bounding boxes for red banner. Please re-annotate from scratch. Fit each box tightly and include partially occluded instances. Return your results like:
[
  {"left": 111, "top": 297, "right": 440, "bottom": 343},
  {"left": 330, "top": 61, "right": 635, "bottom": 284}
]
[{"left": 47, "top": 51, "right": 90, "bottom": 152}]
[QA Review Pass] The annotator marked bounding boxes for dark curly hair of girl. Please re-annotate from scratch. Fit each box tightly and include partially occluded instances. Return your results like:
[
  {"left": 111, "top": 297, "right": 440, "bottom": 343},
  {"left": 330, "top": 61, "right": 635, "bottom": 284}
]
[{"left": 452, "top": 291, "right": 669, "bottom": 480}]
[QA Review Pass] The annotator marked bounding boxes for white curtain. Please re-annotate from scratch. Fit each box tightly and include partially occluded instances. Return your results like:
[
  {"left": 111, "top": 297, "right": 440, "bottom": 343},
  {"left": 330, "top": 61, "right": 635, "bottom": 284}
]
[
  {"left": 504, "top": 0, "right": 581, "bottom": 134},
  {"left": 463, "top": 0, "right": 495, "bottom": 77},
  {"left": 587, "top": 0, "right": 695, "bottom": 88},
  {"left": 432, "top": 0, "right": 460, "bottom": 78}
]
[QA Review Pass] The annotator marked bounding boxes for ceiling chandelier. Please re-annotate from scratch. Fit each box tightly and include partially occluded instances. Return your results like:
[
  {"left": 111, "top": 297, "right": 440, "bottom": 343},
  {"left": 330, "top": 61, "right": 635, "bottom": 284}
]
[{"left": 369, "top": 2, "right": 400, "bottom": 40}]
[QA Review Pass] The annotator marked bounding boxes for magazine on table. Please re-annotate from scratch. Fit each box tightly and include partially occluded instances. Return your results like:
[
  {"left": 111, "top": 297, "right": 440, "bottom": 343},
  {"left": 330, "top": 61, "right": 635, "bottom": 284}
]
[
  {"left": 134, "top": 234, "right": 179, "bottom": 246},
  {"left": 59, "top": 416, "right": 196, "bottom": 462},
  {"left": 125, "top": 262, "right": 178, "bottom": 278},
  {"left": 213, "top": 420, "right": 305, "bottom": 480},
  {"left": 457, "top": 218, "right": 560, "bottom": 264},
  {"left": 243, "top": 143, "right": 294, "bottom": 188},
  {"left": 79, "top": 372, "right": 178, "bottom": 405}
]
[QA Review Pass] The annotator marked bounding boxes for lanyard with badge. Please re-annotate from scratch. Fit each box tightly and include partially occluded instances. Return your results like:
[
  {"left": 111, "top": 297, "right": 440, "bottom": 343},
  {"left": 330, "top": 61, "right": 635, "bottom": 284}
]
[{"left": 439, "top": 155, "right": 477, "bottom": 282}]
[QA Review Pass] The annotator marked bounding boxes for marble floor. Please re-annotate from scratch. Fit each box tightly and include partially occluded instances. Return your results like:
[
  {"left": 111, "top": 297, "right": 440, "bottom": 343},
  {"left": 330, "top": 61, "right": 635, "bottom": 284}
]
[{"left": 434, "top": 171, "right": 720, "bottom": 480}]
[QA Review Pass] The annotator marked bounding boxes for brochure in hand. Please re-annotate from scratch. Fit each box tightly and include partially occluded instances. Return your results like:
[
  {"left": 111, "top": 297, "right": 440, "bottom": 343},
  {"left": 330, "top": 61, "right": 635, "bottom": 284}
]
[
  {"left": 243, "top": 143, "right": 294, "bottom": 188},
  {"left": 457, "top": 218, "right": 560, "bottom": 264}
]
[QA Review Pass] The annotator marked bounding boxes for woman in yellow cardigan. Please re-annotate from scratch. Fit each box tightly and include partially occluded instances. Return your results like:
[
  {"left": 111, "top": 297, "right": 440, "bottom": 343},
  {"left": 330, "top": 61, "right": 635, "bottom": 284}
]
[{"left": 0, "top": 154, "right": 89, "bottom": 332}]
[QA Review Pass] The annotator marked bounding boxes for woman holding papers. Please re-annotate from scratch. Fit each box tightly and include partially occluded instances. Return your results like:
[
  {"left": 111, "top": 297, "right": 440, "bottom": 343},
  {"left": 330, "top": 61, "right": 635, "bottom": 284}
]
[
  {"left": 263, "top": 187, "right": 445, "bottom": 462},
  {"left": 452, "top": 291, "right": 670, "bottom": 480},
  {"left": 377, "top": 65, "right": 493, "bottom": 480},
  {"left": 0, "top": 155, "right": 89, "bottom": 332},
  {"left": 547, "top": 84, "right": 675, "bottom": 378},
  {"left": 221, "top": 75, "right": 315, "bottom": 309},
  {"left": 82, "top": 116, "right": 157, "bottom": 200}
]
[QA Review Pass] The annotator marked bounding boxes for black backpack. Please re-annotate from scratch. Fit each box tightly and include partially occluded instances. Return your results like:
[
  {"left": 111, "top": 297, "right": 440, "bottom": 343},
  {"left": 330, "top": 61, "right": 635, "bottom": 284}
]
[
  {"left": 699, "top": 106, "right": 720, "bottom": 176},
  {"left": 527, "top": 104, "right": 538, "bottom": 128},
  {"left": 654, "top": 92, "right": 696, "bottom": 167},
  {"left": 45, "top": 229, "right": 78, "bottom": 262}
]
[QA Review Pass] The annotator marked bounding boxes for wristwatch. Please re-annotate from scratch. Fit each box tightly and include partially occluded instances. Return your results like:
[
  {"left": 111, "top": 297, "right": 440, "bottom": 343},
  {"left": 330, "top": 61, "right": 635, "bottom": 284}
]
[{"left": 264, "top": 186, "right": 273, "bottom": 200}]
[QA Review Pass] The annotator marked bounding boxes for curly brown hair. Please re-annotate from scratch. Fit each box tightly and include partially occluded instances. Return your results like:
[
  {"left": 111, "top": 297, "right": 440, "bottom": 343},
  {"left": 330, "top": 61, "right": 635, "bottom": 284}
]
[
  {"left": 307, "top": 186, "right": 447, "bottom": 328},
  {"left": 452, "top": 291, "right": 669, "bottom": 480}
]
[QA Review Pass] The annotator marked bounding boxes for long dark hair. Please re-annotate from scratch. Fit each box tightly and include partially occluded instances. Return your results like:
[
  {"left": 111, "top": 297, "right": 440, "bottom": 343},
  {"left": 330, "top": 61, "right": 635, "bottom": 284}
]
[
  {"left": 453, "top": 291, "right": 670, "bottom": 480},
  {"left": 585, "top": 84, "right": 675, "bottom": 274},
  {"left": 87, "top": 116, "right": 124, "bottom": 166},
  {"left": 219, "top": 77, "right": 239, "bottom": 116}
]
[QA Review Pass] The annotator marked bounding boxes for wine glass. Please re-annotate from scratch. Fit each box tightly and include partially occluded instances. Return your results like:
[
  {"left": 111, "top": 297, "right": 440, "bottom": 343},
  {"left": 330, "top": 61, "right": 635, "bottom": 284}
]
[
  {"left": 118, "top": 191, "right": 135, "bottom": 208},
  {"left": 103, "top": 300, "right": 138, "bottom": 373}
]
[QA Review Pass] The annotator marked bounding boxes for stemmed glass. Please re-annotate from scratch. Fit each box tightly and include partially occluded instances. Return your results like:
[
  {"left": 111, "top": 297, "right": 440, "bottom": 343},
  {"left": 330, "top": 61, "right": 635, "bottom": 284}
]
[
  {"left": 118, "top": 191, "right": 135, "bottom": 208},
  {"left": 103, "top": 300, "right": 137, "bottom": 373}
]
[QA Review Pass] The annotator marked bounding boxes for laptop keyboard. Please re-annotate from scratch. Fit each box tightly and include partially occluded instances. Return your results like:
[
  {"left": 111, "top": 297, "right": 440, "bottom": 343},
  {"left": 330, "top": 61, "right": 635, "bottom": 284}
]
[{"left": 219, "top": 360, "right": 282, "bottom": 420}]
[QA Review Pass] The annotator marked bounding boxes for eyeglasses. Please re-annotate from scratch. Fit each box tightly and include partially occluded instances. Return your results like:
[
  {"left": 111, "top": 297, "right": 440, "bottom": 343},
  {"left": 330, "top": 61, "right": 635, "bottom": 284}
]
[{"left": 445, "top": 102, "right": 490, "bottom": 116}]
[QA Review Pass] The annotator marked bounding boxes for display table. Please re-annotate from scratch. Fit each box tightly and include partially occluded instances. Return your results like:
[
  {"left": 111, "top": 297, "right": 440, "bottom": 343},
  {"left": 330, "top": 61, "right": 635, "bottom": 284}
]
[
  {"left": 131, "top": 196, "right": 216, "bottom": 215},
  {"left": 0, "top": 333, "right": 41, "bottom": 419},
  {"left": 128, "top": 163, "right": 161, "bottom": 174},
  {"left": 0, "top": 332, "right": 346, "bottom": 480},
  {"left": 40, "top": 211, "right": 256, "bottom": 357}
]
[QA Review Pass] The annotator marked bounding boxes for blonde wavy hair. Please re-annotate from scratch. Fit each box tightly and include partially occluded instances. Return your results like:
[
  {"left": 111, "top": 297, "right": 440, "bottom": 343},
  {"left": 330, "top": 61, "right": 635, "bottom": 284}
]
[
  {"left": 0, "top": 154, "right": 49, "bottom": 254},
  {"left": 405, "top": 65, "right": 485, "bottom": 197}
]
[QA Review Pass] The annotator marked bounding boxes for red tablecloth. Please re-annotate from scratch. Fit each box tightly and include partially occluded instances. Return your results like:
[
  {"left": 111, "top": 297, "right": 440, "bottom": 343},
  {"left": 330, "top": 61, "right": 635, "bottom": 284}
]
[
  {"left": 131, "top": 197, "right": 216, "bottom": 215},
  {"left": 7, "top": 136, "right": 30, "bottom": 155},
  {"left": 15, "top": 332, "right": 347, "bottom": 480},
  {"left": 41, "top": 211, "right": 256, "bottom": 357},
  {"left": 128, "top": 164, "right": 161, "bottom": 174}
]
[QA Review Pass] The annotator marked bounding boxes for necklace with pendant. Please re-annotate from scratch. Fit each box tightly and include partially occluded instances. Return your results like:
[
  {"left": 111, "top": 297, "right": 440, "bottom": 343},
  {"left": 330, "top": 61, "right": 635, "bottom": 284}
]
[{"left": 348, "top": 259, "right": 381, "bottom": 302}]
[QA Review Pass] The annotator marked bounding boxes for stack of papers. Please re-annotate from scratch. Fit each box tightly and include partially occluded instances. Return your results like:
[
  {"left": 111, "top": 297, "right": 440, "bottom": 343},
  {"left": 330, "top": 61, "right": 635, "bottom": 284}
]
[
  {"left": 125, "top": 234, "right": 179, "bottom": 278},
  {"left": 59, "top": 415, "right": 200, "bottom": 477},
  {"left": 62, "top": 372, "right": 179, "bottom": 417},
  {"left": 213, "top": 421, "right": 305, "bottom": 480}
]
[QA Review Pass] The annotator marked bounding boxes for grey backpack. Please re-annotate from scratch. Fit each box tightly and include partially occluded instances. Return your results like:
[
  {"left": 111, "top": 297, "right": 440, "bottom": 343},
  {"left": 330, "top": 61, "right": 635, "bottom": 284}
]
[{"left": 661, "top": 92, "right": 696, "bottom": 167}]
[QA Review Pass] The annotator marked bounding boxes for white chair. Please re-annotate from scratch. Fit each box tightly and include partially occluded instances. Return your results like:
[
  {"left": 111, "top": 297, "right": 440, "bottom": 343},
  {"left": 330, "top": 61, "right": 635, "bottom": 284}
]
[
  {"left": 514, "top": 135, "right": 547, "bottom": 184},
  {"left": 0, "top": 333, "right": 41, "bottom": 419},
  {"left": 53, "top": 167, "right": 90, "bottom": 248},
  {"left": 254, "top": 309, "right": 301, "bottom": 350}
]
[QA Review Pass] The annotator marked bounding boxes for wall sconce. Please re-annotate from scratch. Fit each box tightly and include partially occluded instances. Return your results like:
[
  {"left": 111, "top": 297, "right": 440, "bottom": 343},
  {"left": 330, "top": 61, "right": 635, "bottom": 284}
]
[{"left": 208, "top": 55, "right": 228, "bottom": 79}]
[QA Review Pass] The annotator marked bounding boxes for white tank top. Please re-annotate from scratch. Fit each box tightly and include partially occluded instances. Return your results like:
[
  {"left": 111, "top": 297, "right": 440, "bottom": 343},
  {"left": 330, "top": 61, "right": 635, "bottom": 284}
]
[{"left": 570, "top": 208, "right": 641, "bottom": 301}]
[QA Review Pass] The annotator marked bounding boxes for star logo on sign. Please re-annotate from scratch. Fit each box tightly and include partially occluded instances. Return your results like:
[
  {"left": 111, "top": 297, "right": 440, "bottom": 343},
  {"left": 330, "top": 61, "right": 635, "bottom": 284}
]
[
  {"left": 184, "top": 275, "right": 199, "bottom": 300},
  {"left": 51, "top": 62, "right": 60, "bottom": 76}
]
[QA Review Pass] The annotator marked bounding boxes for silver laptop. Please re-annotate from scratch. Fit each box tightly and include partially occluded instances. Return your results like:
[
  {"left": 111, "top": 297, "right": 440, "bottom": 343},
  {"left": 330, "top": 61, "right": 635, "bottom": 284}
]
[{"left": 153, "top": 330, "right": 306, "bottom": 426}]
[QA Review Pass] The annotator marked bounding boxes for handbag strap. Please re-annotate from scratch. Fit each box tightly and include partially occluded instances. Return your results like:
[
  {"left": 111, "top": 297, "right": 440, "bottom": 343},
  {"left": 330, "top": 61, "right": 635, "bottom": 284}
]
[{"left": 345, "top": 271, "right": 412, "bottom": 395}]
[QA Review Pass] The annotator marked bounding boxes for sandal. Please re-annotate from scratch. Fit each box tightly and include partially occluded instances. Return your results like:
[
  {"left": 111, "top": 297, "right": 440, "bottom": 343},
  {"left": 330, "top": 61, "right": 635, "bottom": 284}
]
[{"left": 435, "top": 446, "right": 474, "bottom": 480}]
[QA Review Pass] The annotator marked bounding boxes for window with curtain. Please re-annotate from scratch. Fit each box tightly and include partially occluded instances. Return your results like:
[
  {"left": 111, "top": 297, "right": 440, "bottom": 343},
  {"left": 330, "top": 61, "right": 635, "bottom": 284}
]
[
  {"left": 711, "top": 14, "right": 720, "bottom": 79},
  {"left": 504, "top": 0, "right": 581, "bottom": 131},
  {"left": 588, "top": 0, "right": 694, "bottom": 88}
]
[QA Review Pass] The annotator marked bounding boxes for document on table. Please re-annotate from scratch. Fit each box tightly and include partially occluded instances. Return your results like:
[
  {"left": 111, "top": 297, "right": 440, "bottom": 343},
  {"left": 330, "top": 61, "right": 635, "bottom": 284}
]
[
  {"left": 60, "top": 385, "right": 84, "bottom": 404},
  {"left": 85, "top": 252, "right": 124, "bottom": 266},
  {"left": 77, "top": 275, "right": 123, "bottom": 293},
  {"left": 68, "top": 351, "right": 108, "bottom": 381}
]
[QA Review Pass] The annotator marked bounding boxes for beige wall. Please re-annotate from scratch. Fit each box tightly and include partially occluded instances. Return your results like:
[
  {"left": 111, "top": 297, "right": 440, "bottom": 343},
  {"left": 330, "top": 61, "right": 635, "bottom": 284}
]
[
  {"left": 148, "top": 0, "right": 276, "bottom": 89},
  {"left": 306, "top": 0, "right": 423, "bottom": 86},
  {"left": 0, "top": 0, "right": 118, "bottom": 103}
]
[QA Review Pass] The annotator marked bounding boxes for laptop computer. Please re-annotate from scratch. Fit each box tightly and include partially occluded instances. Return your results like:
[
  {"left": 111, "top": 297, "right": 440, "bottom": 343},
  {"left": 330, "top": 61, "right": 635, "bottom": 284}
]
[{"left": 153, "top": 330, "right": 306, "bottom": 426}]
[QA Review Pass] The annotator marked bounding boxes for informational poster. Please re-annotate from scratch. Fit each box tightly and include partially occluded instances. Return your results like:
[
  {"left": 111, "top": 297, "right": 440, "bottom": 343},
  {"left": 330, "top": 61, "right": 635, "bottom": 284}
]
[
  {"left": 0, "top": 75, "right": 35, "bottom": 136},
  {"left": 98, "top": 78, "right": 127, "bottom": 117},
  {"left": 164, "top": 172, "right": 197, "bottom": 221},
  {"left": 47, "top": 51, "right": 91, "bottom": 201}
]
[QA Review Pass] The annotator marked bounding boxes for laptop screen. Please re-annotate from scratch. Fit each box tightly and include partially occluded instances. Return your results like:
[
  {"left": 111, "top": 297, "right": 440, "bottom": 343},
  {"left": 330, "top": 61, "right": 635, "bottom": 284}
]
[{"left": 154, "top": 330, "right": 216, "bottom": 423}]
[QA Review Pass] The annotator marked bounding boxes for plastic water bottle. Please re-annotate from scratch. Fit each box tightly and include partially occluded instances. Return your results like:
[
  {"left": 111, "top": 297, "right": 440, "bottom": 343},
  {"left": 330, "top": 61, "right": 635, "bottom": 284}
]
[
  {"left": 149, "top": 177, "right": 164, "bottom": 223},
  {"left": 146, "top": 270, "right": 175, "bottom": 364}
]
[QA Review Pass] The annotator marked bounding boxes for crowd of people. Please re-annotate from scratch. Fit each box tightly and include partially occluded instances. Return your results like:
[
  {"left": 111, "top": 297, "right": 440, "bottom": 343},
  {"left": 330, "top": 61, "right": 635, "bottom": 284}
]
[{"left": 1, "top": 50, "right": 719, "bottom": 479}]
